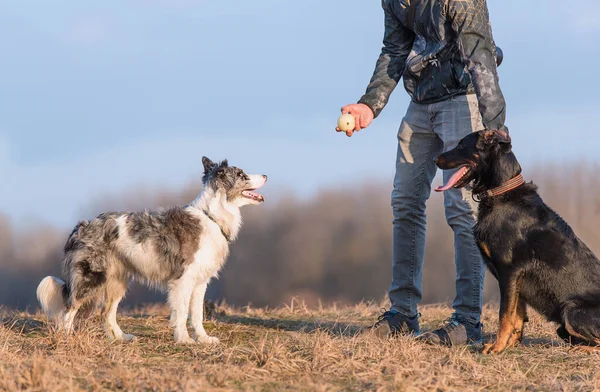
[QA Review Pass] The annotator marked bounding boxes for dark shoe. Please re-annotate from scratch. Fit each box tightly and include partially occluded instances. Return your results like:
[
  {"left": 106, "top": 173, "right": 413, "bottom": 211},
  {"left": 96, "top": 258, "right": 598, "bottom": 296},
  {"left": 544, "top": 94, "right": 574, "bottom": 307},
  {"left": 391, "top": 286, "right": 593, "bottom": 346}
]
[
  {"left": 418, "top": 316, "right": 482, "bottom": 346},
  {"left": 371, "top": 309, "right": 420, "bottom": 338}
]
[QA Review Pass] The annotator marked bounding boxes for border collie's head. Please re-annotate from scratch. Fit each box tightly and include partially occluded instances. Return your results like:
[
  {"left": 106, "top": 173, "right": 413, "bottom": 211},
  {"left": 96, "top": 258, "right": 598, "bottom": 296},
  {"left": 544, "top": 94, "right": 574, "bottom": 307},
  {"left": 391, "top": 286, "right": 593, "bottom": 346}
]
[{"left": 202, "top": 157, "right": 267, "bottom": 206}]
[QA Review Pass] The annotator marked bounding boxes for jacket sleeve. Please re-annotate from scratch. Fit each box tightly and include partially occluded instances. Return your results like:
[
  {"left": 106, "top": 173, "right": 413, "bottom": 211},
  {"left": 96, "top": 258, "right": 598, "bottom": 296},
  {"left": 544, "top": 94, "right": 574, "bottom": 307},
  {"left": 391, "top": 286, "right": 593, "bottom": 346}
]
[
  {"left": 449, "top": 0, "right": 507, "bottom": 132},
  {"left": 358, "top": 0, "right": 415, "bottom": 118}
]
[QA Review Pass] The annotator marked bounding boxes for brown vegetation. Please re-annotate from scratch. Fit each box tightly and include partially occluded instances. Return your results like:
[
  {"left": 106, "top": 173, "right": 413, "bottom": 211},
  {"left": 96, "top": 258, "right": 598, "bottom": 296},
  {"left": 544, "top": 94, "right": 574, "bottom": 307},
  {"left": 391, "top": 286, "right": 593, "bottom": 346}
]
[
  {"left": 1, "top": 301, "right": 599, "bottom": 391},
  {"left": 2, "top": 163, "right": 600, "bottom": 312}
]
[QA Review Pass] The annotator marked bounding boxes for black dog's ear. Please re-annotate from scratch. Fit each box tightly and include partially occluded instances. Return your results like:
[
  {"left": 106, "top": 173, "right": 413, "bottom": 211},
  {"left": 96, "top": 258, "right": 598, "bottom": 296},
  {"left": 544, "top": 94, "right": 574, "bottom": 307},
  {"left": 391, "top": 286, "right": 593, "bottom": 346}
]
[
  {"left": 483, "top": 130, "right": 511, "bottom": 145},
  {"left": 482, "top": 130, "right": 512, "bottom": 153},
  {"left": 202, "top": 156, "right": 216, "bottom": 173},
  {"left": 495, "top": 130, "right": 511, "bottom": 144}
]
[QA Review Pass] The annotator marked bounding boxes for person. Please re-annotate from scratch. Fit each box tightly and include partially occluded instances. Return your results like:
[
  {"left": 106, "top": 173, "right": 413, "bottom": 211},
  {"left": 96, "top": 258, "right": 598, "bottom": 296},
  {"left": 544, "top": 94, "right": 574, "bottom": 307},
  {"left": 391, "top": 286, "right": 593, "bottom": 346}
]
[{"left": 338, "top": 0, "right": 507, "bottom": 346}]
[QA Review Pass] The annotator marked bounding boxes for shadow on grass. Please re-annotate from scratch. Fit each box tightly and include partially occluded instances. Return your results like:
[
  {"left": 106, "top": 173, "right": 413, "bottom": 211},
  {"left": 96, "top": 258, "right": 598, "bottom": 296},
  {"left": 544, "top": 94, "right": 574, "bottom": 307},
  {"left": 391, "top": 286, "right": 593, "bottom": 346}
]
[
  {"left": 215, "top": 313, "right": 366, "bottom": 337},
  {"left": 521, "top": 336, "right": 563, "bottom": 347},
  {"left": 480, "top": 332, "right": 563, "bottom": 348},
  {"left": 1, "top": 313, "right": 46, "bottom": 335}
]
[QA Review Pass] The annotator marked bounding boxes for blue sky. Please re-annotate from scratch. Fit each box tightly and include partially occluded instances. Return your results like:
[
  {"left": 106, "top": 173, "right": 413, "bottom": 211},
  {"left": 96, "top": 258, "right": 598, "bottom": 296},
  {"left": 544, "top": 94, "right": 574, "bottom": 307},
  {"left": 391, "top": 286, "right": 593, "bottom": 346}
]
[{"left": 1, "top": 0, "right": 599, "bottom": 228}]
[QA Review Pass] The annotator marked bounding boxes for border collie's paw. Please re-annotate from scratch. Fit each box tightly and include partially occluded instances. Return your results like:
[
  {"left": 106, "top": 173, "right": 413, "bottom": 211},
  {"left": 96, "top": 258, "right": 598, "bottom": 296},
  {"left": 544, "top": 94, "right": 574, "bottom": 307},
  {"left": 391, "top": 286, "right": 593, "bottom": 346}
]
[
  {"left": 196, "top": 335, "right": 220, "bottom": 344},
  {"left": 121, "top": 333, "right": 137, "bottom": 342},
  {"left": 175, "top": 335, "right": 197, "bottom": 345}
]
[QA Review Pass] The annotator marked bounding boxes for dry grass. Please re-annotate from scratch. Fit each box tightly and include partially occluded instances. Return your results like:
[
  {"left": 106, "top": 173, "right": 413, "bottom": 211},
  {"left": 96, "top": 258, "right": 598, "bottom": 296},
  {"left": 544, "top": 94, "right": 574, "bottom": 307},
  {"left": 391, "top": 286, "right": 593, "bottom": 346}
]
[{"left": 1, "top": 301, "right": 599, "bottom": 391}]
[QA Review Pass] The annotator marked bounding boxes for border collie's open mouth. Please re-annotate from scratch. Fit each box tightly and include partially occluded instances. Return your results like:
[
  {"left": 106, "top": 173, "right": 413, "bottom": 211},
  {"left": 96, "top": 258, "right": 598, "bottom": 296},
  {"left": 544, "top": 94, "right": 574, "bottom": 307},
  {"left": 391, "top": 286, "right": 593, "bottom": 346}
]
[
  {"left": 242, "top": 189, "right": 264, "bottom": 202},
  {"left": 435, "top": 165, "right": 472, "bottom": 192}
]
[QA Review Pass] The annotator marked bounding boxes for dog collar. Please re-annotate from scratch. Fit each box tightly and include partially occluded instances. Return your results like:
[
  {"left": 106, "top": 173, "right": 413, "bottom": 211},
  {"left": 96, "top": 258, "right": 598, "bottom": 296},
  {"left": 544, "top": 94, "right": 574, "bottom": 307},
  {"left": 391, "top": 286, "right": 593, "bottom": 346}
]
[
  {"left": 473, "top": 174, "right": 525, "bottom": 202},
  {"left": 202, "top": 209, "right": 232, "bottom": 243}
]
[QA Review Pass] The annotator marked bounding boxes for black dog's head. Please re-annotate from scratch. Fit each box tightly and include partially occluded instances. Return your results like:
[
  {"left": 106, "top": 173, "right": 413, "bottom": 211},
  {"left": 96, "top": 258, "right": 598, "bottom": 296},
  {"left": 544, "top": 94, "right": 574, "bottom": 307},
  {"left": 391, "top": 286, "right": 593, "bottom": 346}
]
[{"left": 434, "top": 130, "right": 520, "bottom": 193}]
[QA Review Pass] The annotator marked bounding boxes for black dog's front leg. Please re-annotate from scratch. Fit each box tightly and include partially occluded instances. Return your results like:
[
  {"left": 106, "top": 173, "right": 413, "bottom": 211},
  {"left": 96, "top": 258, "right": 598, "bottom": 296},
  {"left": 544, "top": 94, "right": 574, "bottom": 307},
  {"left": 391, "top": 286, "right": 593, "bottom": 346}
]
[
  {"left": 483, "top": 271, "right": 524, "bottom": 355},
  {"left": 505, "top": 298, "right": 527, "bottom": 348}
]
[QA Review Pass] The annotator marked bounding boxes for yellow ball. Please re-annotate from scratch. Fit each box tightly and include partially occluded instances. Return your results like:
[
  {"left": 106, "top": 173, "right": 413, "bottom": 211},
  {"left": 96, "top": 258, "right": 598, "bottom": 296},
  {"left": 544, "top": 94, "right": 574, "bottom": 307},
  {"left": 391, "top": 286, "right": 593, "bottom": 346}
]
[{"left": 337, "top": 114, "right": 355, "bottom": 132}]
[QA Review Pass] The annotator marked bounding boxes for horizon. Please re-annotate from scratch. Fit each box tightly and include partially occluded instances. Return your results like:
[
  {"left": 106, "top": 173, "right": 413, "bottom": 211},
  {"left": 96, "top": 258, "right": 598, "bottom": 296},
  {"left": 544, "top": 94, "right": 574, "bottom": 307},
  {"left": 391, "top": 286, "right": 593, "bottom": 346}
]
[{"left": 1, "top": 0, "right": 599, "bottom": 228}]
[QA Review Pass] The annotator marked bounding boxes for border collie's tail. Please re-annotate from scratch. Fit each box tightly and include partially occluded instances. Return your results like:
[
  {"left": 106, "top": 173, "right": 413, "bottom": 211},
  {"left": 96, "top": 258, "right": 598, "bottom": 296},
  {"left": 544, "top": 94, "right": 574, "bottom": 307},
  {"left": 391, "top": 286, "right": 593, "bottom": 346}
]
[{"left": 37, "top": 276, "right": 69, "bottom": 322}]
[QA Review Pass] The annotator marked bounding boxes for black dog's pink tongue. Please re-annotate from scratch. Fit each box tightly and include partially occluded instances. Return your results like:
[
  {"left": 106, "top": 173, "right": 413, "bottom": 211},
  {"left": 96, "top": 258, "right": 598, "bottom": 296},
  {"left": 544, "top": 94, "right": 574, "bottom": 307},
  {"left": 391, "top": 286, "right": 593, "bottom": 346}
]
[{"left": 435, "top": 166, "right": 469, "bottom": 192}]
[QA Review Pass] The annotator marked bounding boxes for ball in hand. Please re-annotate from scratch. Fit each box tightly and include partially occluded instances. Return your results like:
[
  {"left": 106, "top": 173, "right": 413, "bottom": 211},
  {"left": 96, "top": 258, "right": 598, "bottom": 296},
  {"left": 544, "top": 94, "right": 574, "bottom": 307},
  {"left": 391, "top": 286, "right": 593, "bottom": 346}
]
[{"left": 337, "top": 114, "right": 355, "bottom": 132}]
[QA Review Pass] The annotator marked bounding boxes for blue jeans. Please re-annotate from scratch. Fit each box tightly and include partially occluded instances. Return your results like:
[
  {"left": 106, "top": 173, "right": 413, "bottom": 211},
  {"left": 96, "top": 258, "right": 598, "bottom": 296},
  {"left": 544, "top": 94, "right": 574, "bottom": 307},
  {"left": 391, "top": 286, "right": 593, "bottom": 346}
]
[{"left": 389, "top": 93, "right": 485, "bottom": 324}]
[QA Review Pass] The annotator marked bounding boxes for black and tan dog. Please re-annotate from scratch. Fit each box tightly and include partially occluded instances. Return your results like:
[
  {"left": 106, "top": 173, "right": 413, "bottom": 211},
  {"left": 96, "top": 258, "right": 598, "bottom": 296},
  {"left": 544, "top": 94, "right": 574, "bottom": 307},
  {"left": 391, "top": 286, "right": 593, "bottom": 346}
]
[{"left": 434, "top": 130, "right": 600, "bottom": 354}]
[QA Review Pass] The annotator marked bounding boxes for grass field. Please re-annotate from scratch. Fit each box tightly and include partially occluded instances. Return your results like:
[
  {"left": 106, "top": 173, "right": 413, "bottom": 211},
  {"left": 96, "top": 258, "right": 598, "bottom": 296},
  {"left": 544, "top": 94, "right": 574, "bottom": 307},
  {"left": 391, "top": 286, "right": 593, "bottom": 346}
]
[{"left": 1, "top": 300, "right": 599, "bottom": 391}]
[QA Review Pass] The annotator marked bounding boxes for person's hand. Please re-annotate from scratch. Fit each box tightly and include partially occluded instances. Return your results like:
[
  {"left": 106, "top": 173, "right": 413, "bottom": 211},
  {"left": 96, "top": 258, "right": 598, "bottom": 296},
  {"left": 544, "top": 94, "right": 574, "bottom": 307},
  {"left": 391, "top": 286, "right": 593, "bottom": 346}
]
[{"left": 336, "top": 103, "right": 374, "bottom": 137}]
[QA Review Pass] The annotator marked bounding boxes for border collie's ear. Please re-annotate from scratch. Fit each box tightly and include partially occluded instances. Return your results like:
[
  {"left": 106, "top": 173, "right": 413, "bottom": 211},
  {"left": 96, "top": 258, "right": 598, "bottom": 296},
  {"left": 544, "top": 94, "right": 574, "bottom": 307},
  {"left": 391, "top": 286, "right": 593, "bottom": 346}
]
[{"left": 202, "top": 156, "right": 216, "bottom": 173}]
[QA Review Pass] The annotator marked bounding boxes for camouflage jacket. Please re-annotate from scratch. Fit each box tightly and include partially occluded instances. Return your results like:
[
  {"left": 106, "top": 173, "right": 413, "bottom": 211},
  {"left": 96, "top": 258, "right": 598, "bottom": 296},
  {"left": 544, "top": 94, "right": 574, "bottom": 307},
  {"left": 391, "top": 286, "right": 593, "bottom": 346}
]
[{"left": 358, "top": 0, "right": 507, "bottom": 132}]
